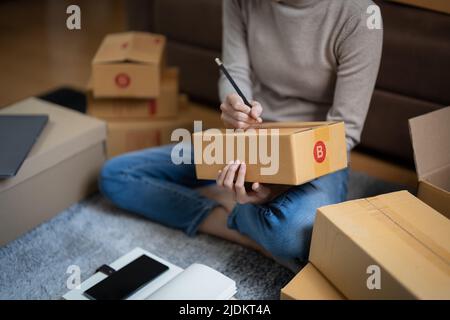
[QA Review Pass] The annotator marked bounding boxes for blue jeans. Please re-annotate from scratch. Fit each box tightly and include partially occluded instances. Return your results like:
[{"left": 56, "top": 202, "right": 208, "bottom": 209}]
[{"left": 99, "top": 144, "right": 348, "bottom": 270}]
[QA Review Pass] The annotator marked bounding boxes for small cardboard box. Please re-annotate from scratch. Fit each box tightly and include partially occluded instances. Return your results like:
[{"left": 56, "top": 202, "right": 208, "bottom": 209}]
[
  {"left": 87, "top": 68, "right": 179, "bottom": 119},
  {"left": 106, "top": 116, "right": 193, "bottom": 158},
  {"left": 281, "top": 263, "right": 345, "bottom": 300},
  {"left": 409, "top": 107, "right": 450, "bottom": 219},
  {"left": 309, "top": 191, "right": 450, "bottom": 299},
  {"left": 386, "top": 0, "right": 450, "bottom": 15},
  {"left": 92, "top": 32, "right": 166, "bottom": 98},
  {"left": 193, "top": 121, "right": 347, "bottom": 185},
  {"left": 0, "top": 98, "right": 107, "bottom": 246}
]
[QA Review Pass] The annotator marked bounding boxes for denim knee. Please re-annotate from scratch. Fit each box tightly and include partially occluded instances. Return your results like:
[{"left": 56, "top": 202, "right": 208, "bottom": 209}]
[
  {"left": 228, "top": 203, "right": 315, "bottom": 263},
  {"left": 263, "top": 211, "right": 313, "bottom": 263},
  {"left": 98, "top": 157, "right": 125, "bottom": 200}
]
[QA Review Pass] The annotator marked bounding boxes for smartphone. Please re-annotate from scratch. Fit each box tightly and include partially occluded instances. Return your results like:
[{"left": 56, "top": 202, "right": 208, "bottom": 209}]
[{"left": 83, "top": 255, "right": 169, "bottom": 300}]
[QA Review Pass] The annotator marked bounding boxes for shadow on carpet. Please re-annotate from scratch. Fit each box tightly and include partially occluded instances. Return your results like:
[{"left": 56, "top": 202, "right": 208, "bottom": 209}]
[{"left": 0, "top": 170, "right": 412, "bottom": 300}]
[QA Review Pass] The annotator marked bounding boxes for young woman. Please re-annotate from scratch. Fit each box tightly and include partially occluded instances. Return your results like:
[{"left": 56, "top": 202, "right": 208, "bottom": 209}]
[{"left": 99, "top": 0, "right": 383, "bottom": 271}]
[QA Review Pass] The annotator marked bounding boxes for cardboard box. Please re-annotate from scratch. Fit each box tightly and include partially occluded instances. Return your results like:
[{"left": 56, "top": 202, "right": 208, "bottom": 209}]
[
  {"left": 92, "top": 32, "right": 166, "bottom": 98},
  {"left": 193, "top": 121, "right": 347, "bottom": 185},
  {"left": 0, "top": 98, "right": 107, "bottom": 246},
  {"left": 281, "top": 263, "right": 345, "bottom": 300},
  {"left": 409, "top": 107, "right": 450, "bottom": 219},
  {"left": 178, "top": 94, "right": 189, "bottom": 112},
  {"left": 309, "top": 191, "right": 450, "bottom": 299},
  {"left": 107, "top": 116, "right": 193, "bottom": 158},
  {"left": 87, "top": 68, "right": 179, "bottom": 119},
  {"left": 386, "top": 0, "right": 450, "bottom": 15}
]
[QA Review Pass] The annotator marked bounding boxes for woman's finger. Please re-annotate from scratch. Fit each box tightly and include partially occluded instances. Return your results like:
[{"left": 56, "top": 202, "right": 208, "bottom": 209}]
[
  {"left": 217, "top": 162, "right": 232, "bottom": 187},
  {"left": 221, "top": 113, "right": 249, "bottom": 130},
  {"left": 252, "top": 182, "right": 271, "bottom": 199},
  {"left": 226, "top": 94, "right": 251, "bottom": 114},
  {"left": 234, "top": 163, "right": 248, "bottom": 202},
  {"left": 223, "top": 160, "right": 240, "bottom": 190},
  {"left": 250, "top": 101, "right": 263, "bottom": 123},
  {"left": 221, "top": 103, "right": 258, "bottom": 124}
]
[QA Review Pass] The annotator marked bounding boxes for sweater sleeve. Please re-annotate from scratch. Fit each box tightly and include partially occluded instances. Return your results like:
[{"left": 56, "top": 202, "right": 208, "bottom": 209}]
[
  {"left": 327, "top": 7, "right": 383, "bottom": 151},
  {"left": 218, "top": 0, "right": 253, "bottom": 103}
]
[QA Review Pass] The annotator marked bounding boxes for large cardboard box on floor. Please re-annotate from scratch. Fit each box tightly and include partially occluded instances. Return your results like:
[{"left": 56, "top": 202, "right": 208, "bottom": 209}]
[
  {"left": 87, "top": 68, "right": 179, "bottom": 119},
  {"left": 107, "top": 116, "right": 193, "bottom": 158},
  {"left": 193, "top": 121, "right": 347, "bottom": 185},
  {"left": 409, "top": 106, "right": 450, "bottom": 219},
  {"left": 386, "top": 0, "right": 450, "bottom": 15},
  {"left": 0, "top": 98, "right": 107, "bottom": 246},
  {"left": 92, "top": 32, "right": 166, "bottom": 98},
  {"left": 309, "top": 191, "right": 450, "bottom": 299},
  {"left": 281, "top": 263, "right": 345, "bottom": 300}
]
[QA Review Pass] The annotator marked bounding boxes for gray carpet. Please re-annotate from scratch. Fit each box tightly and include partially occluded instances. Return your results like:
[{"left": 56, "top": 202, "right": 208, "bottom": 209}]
[{"left": 0, "top": 170, "right": 410, "bottom": 300}]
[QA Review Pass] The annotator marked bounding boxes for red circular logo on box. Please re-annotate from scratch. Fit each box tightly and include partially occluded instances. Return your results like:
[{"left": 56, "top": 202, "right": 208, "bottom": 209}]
[
  {"left": 313, "top": 141, "right": 326, "bottom": 163},
  {"left": 115, "top": 73, "right": 130, "bottom": 88}
]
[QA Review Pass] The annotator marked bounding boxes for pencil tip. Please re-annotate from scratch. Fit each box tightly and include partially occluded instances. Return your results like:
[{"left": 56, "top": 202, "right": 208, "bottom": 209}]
[{"left": 215, "top": 58, "right": 222, "bottom": 66}]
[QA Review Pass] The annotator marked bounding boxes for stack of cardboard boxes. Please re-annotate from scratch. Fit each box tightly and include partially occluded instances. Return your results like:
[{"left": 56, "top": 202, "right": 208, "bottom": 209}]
[
  {"left": 281, "top": 107, "right": 450, "bottom": 300},
  {"left": 88, "top": 31, "right": 192, "bottom": 158}
]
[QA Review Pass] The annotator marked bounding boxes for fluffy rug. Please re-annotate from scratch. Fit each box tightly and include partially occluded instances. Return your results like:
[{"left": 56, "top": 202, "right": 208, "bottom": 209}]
[{"left": 0, "top": 170, "right": 408, "bottom": 300}]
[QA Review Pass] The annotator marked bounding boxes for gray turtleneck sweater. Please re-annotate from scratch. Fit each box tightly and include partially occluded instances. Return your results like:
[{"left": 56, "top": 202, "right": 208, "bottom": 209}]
[{"left": 219, "top": 0, "right": 383, "bottom": 150}]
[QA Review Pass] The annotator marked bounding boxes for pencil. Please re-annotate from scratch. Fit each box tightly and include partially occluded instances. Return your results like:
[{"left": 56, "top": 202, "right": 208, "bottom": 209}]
[{"left": 215, "top": 58, "right": 252, "bottom": 108}]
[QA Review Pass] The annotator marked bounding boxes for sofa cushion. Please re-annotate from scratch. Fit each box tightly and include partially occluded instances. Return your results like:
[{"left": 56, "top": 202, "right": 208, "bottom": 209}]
[
  {"left": 375, "top": 0, "right": 450, "bottom": 104},
  {"left": 166, "top": 41, "right": 221, "bottom": 103},
  {"left": 153, "top": 0, "right": 222, "bottom": 51},
  {"left": 360, "top": 88, "right": 441, "bottom": 164}
]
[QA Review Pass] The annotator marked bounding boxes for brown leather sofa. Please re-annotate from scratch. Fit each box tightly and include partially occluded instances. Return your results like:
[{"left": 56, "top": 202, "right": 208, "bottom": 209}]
[{"left": 126, "top": 0, "right": 450, "bottom": 167}]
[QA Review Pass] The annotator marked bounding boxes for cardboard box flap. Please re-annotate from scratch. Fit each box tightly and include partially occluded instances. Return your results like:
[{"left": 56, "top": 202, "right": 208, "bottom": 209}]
[
  {"left": 321, "top": 191, "right": 450, "bottom": 264},
  {"left": 254, "top": 121, "right": 337, "bottom": 129},
  {"left": 409, "top": 107, "right": 450, "bottom": 179},
  {"left": 92, "top": 32, "right": 165, "bottom": 65},
  {"left": 196, "top": 121, "right": 340, "bottom": 137},
  {"left": 364, "top": 191, "right": 450, "bottom": 263},
  {"left": 0, "top": 98, "right": 106, "bottom": 192},
  {"left": 424, "top": 165, "right": 450, "bottom": 192}
]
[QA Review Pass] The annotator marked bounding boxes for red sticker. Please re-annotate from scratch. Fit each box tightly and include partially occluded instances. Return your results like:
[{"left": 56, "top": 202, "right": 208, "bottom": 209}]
[
  {"left": 115, "top": 73, "right": 130, "bottom": 88},
  {"left": 148, "top": 99, "right": 157, "bottom": 115},
  {"left": 121, "top": 42, "right": 128, "bottom": 49},
  {"left": 313, "top": 141, "right": 326, "bottom": 163}
]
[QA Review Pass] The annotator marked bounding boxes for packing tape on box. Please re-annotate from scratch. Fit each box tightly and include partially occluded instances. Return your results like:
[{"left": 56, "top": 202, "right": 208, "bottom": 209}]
[
  {"left": 313, "top": 126, "right": 331, "bottom": 177},
  {"left": 364, "top": 197, "right": 450, "bottom": 271}
]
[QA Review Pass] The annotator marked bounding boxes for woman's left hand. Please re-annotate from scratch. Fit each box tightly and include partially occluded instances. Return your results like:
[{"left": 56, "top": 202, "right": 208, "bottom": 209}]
[{"left": 216, "top": 160, "right": 272, "bottom": 205}]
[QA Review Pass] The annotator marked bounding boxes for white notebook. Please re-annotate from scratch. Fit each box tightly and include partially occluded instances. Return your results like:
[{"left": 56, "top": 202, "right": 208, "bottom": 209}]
[{"left": 63, "top": 247, "right": 236, "bottom": 300}]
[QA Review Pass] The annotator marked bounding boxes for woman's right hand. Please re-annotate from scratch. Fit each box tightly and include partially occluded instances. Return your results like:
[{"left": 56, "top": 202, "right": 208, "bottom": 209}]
[{"left": 220, "top": 93, "right": 263, "bottom": 129}]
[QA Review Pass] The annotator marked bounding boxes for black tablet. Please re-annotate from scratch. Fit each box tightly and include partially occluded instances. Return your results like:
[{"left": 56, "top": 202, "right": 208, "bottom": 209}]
[{"left": 0, "top": 115, "right": 48, "bottom": 178}]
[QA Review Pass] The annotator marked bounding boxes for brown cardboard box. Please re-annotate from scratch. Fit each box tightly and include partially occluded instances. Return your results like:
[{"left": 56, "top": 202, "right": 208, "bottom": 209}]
[
  {"left": 0, "top": 98, "right": 107, "bottom": 246},
  {"left": 193, "top": 121, "right": 347, "bottom": 185},
  {"left": 178, "top": 94, "right": 189, "bottom": 112},
  {"left": 281, "top": 263, "right": 345, "bottom": 300},
  {"left": 92, "top": 32, "right": 166, "bottom": 98},
  {"left": 386, "top": 0, "right": 450, "bottom": 14},
  {"left": 87, "top": 68, "right": 179, "bottom": 119},
  {"left": 409, "top": 107, "right": 450, "bottom": 219},
  {"left": 309, "top": 191, "right": 450, "bottom": 299},
  {"left": 107, "top": 116, "right": 193, "bottom": 158}
]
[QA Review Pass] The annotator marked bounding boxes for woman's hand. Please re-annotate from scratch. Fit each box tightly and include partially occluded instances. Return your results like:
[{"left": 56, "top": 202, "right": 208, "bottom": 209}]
[
  {"left": 216, "top": 160, "right": 271, "bottom": 205},
  {"left": 220, "top": 93, "right": 263, "bottom": 129}
]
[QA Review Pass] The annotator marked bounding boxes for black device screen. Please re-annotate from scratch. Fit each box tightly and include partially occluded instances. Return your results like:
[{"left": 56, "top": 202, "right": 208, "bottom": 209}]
[{"left": 84, "top": 255, "right": 169, "bottom": 300}]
